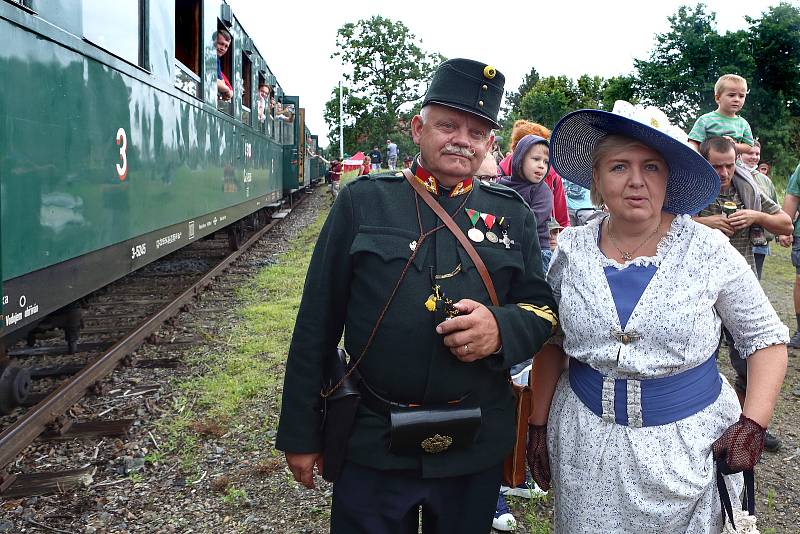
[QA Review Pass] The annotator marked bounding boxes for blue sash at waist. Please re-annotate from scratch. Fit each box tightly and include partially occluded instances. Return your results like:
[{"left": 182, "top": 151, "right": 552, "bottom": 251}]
[{"left": 568, "top": 353, "right": 722, "bottom": 427}]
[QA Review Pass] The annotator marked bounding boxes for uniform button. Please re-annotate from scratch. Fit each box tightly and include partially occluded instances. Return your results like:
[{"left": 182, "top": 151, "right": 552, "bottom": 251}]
[
  {"left": 478, "top": 100, "right": 484, "bottom": 107},
  {"left": 481, "top": 84, "right": 488, "bottom": 91}
]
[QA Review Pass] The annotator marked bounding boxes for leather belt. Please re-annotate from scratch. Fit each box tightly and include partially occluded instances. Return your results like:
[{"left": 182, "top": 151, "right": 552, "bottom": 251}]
[{"left": 358, "top": 379, "right": 466, "bottom": 416}]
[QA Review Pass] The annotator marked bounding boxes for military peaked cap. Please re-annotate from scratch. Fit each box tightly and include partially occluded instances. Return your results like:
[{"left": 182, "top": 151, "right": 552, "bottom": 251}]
[{"left": 422, "top": 58, "right": 505, "bottom": 129}]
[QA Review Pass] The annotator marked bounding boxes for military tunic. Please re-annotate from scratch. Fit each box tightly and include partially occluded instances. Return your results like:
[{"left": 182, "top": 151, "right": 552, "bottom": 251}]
[{"left": 276, "top": 162, "right": 557, "bottom": 478}]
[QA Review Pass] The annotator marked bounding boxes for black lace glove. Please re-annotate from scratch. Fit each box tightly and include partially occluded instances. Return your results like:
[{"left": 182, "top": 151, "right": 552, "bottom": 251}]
[
  {"left": 712, "top": 414, "right": 767, "bottom": 474},
  {"left": 526, "top": 424, "right": 551, "bottom": 491}
]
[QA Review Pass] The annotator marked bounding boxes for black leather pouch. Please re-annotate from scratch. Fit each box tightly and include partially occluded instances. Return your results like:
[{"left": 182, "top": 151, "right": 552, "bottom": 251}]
[
  {"left": 320, "top": 348, "right": 360, "bottom": 482},
  {"left": 388, "top": 404, "right": 481, "bottom": 455}
]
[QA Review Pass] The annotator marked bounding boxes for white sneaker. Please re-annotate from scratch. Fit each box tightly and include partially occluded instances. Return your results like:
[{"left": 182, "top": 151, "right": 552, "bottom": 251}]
[
  {"left": 493, "top": 494, "right": 517, "bottom": 531},
  {"left": 500, "top": 481, "right": 547, "bottom": 499}
]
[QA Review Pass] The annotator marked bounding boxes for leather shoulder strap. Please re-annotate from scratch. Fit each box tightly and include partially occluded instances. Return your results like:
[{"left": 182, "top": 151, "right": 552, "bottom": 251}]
[{"left": 402, "top": 169, "right": 499, "bottom": 307}]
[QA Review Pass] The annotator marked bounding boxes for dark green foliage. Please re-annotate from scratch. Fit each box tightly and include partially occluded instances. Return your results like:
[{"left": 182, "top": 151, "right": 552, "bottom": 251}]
[
  {"left": 747, "top": 3, "right": 800, "bottom": 182},
  {"left": 518, "top": 76, "right": 580, "bottom": 129},
  {"left": 325, "top": 16, "right": 443, "bottom": 155},
  {"left": 502, "top": 74, "right": 636, "bottom": 138},
  {"left": 504, "top": 66, "right": 541, "bottom": 118},
  {"left": 634, "top": 4, "right": 722, "bottom": 128},
  {"left": 601, "top": 76, "right": 639, "bottom": 111}
]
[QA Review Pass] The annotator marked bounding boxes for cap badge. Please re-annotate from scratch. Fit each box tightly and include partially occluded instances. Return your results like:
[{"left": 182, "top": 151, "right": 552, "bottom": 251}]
[{"left": 483, "top": 65, "right": 496, "bottom": 79}]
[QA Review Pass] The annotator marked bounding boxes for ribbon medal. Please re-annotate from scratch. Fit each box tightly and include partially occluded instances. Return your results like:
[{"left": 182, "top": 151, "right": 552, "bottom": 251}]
[
  {"left": 481, "top": 213, "right": 498, "bottom": 243},
  {"left": 498, "top": 217, "right": 515, "bottom": 249},
  {"left": 465, "top": 208, "right": 484, "bottom": 243}
]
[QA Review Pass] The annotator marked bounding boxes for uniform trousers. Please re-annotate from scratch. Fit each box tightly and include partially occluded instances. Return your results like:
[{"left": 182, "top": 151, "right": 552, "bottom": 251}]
[{"left": 331, "top": 460, "right": 503, "bottom": 534}]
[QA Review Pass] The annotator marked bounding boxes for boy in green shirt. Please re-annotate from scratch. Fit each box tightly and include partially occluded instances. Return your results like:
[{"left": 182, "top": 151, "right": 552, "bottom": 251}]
[{"left": 688, "top": 74, "right": 755, "bottom": 155}]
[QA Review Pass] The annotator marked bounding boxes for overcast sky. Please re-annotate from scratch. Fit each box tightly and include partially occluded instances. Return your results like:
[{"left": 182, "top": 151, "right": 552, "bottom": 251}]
[{"left": 228, "top": 0, "right": 779, "bottom": 148}]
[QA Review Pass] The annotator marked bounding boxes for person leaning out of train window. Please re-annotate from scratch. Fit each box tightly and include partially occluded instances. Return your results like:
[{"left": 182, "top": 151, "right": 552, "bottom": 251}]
[
  {"left": 214, "top": 29, "right": 233, "bottom": 101},
  {"left": 257, "top": 83, "right": 272, "bottom": 123},
  {"left": 275, "top": 99, "right": 295, "bottom": 123}
]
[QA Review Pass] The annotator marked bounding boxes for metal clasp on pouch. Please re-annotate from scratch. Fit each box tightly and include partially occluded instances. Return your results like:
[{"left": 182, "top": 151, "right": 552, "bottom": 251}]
[{"left": 421, "top": 434, "right": 453, "bottom": 453}]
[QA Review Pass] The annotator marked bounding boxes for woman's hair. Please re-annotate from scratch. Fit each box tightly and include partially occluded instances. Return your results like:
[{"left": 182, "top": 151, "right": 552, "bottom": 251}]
[
  {"left": 509, "top": 120, "right": 551, "bottom": 151},
  {"left": 590, "top": 135, "right": 664, "bottom": 206}
]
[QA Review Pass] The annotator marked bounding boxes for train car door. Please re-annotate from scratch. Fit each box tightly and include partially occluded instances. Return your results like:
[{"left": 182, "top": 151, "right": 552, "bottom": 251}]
[
  {"left": 298, "top": 108, "right": 308, "bottom": 187},
  {"left": 280, "top": 95, "right": 300, "bottom": 193}
]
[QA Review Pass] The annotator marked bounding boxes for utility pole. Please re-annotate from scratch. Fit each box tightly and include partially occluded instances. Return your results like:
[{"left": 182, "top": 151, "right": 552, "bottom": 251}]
[{"left": 338, "top": 80, "right": 344, "bottom": 160}]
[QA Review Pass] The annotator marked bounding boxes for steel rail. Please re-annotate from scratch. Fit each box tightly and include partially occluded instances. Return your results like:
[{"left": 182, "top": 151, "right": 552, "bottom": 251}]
[{"left": 0, "top": 192, "right": 310, "bottom": 473}]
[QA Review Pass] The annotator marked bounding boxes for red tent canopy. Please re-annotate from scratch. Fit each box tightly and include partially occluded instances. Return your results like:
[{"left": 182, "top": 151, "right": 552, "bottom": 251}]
[{"left": 342, "top": 151, "right": 365, "bottom": 173}]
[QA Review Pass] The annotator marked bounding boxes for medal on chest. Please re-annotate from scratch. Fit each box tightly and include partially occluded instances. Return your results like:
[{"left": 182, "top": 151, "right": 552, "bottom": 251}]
[
  {"left": 465, "top": 208, "right": 485, "bottom": 242},
  {"left": 498, "top": 217, "right": 515, "bottom": 249},
  {"left": 482, "top": 212, "right": 498, "bottom": 243}
]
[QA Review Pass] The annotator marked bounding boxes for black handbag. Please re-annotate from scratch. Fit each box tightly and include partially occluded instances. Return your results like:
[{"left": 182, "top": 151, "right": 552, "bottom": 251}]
[
  {"left": 389, "top": 404, "right": 482, "bottom": 455},
  {"left": 320, "top": 348, "right": 361, "bottom": 482}
]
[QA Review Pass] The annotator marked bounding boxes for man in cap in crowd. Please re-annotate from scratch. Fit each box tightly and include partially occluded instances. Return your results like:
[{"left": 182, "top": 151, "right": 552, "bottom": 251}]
[
  {"left": 695, "top": 136, "right": 792, "bottom": 452},
  {"left": 276, "top": 58, "right": 557, "bottom": 532}
]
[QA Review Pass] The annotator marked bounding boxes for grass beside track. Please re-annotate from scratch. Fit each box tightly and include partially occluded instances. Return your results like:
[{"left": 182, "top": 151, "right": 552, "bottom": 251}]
[{"left": 152, "top": 176, "right": 352, "bottom": 475}]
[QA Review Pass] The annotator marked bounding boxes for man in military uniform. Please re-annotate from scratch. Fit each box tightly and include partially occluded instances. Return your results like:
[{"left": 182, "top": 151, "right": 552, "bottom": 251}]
[{"left": 276, "top": 59, "right": 557, "bottom": 533}]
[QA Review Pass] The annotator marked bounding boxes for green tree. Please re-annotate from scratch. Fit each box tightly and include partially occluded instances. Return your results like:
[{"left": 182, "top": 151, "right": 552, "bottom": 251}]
[
  {"left": 601, "top": 76, "right": 639, "bottom": 110},
  {"left": 504, "top": 66, "right": 541, "bottom": 117},
  {"left": 326, "top": 16, "right": 443, "bottom": 153},
  {"left": 576, "top": 75, "right": 604, "bottom": 109},
  {"left": 634, "top": 4, "right": 723, "bottom": 127},
  {"left": 747, "top": 3, "right": 800, "bottom": 179},
  {"left": 518, "top": 76, "right": 580, "bottom": 128},
  {"left": 749, "top": 3, "right": 800, "bottom": 107},
  {"left": 323, "top": 85, "right": 372, "bottom": 154}
]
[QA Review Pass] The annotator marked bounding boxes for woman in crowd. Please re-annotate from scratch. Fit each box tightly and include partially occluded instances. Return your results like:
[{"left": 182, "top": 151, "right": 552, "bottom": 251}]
[
  {"left": 360, "top": 155, "right": 371, "bottom": 176},
  {"left": 527, "top": 107, "right": 788, "bottom": 532}
]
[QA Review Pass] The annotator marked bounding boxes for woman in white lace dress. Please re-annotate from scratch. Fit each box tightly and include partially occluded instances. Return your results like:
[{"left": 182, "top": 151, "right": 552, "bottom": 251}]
[{"left": 525, "top": 107, "right": 788, "bottom": 533}]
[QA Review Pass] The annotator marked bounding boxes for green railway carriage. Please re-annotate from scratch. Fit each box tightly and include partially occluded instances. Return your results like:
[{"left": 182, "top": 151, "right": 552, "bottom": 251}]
[{"left": 0, "top": 0, "right": 315, "bottom": 346}]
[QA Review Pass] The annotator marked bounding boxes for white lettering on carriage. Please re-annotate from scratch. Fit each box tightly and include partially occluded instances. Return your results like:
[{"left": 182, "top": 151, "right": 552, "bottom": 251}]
[{"left": 5, "top": 312, "right": 22, "bottom": 326}]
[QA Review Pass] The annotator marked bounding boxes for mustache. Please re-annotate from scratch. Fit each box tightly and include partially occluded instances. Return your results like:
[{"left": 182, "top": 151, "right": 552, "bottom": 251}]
[{"left": 441, "top": 143, "right": 475, "bottom": 158}]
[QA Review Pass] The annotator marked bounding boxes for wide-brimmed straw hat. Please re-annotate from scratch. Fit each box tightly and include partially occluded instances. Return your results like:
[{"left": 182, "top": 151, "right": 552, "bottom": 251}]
[{"left": 550, "top": 101, "right": 720, "bottom": 215}]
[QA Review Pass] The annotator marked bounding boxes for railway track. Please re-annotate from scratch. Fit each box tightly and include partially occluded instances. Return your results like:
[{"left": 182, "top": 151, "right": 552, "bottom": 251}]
[{"left": 0, "top": 189, "right": 314, "bottom": 498}]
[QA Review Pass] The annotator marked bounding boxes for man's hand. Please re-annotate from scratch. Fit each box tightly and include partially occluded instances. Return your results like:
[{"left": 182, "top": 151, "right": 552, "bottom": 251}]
[
  {"left": 216, "top": 80, "right": 233, "bottom": 101},
  {"left": 727, "top": 209, "right": 762, "bottom": 231},
  {"left": 285, "top": 452, "right": 323, "bottom": 489},
  {"left": 778, "top": 235, "right": 793, "bottom": 247},
  {"left": 436, "top": 299, "right": 501, "bottom": 362},
  {"left": 694, "top": 214, "right": 735, "bottom": 237}
]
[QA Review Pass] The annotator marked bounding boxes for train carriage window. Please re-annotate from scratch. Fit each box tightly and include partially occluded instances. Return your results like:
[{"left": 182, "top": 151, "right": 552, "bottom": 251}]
[
  {"left": 175, "top": 0, "right": 202, "bottom": 99},
  {"left": 215, "top": 23, "right": 233, "bottom": 115},
  {"left": 257, "top": 73, "right": 267, "bottom": 134},
  {"left": 83, "top": 0, "right": 144, "bottom": 67},
  {"left": 241, "top": 51, "right": 252, "bottom": 126}
]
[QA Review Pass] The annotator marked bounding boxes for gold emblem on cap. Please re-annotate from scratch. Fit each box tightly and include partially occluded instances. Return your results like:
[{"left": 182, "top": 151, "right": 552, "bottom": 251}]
[{"left": 483, "top": 66, "right": 496, "bottom": 79}]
